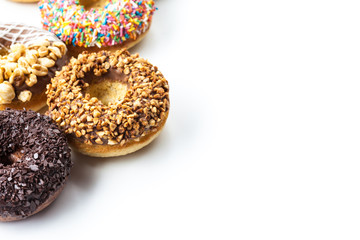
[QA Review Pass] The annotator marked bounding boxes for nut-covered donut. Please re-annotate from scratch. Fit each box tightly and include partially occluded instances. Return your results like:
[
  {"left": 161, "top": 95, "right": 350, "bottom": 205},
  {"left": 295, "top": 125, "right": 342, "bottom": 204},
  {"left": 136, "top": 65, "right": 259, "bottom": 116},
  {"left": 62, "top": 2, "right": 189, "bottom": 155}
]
[
  {"left": 0, "top": 23, "right": 68, "bottom": 111},
  {"left": 47, "top": 49, "right": 169, "bottom": 157},
  {"left": 0, "top": 109, "right": 72, "bottom": 221},
  {"left": 39, "top": 0, "right": 156, "bottom": 56}
]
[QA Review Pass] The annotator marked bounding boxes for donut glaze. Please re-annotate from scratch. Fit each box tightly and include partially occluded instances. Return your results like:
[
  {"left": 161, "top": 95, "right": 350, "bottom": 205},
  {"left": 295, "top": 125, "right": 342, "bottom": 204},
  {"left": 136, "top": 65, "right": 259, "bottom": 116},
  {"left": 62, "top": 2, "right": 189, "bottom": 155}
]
[
  {"left": 39, "top": 0, "right": 156, "bottom": 55},
  {"left": 47, "top": 49, "right": 169, "bottom": 157},
  {"left": 0, "top": 109, "right": 72, "bottom": 221}
]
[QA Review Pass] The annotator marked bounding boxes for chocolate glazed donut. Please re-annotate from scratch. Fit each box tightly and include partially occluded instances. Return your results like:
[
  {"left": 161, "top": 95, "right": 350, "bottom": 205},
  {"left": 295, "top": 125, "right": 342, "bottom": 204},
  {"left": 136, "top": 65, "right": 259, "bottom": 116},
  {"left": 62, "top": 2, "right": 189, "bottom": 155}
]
[
  {"left": 47, "top": 49, "right": 170, "bottom": 157},
  {"left": 0, "top": 109, "right": 72, "bottom": 221}
]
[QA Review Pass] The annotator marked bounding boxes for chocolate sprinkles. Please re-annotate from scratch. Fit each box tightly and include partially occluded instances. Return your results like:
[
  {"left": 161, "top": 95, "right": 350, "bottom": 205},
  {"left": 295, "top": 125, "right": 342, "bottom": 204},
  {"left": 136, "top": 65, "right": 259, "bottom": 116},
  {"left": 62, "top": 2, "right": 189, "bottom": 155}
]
[{"left": 0, "top": 109, "right": 72, "bottom": 220}]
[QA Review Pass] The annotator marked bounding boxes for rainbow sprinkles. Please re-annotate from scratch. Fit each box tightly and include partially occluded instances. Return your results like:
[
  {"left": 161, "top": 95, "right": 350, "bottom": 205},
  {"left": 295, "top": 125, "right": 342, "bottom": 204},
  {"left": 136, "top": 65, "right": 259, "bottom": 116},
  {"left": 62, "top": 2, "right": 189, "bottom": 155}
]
[{"left": 39, "top": 0, "right": 156, "bottom": 48}]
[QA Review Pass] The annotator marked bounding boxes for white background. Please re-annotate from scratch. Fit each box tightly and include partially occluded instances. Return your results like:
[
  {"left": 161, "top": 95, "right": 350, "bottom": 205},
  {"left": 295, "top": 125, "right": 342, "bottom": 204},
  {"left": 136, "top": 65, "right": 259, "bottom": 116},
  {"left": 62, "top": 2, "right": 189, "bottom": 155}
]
[{"left": 1, "top": 0, "right": 360, "bottom": 239}]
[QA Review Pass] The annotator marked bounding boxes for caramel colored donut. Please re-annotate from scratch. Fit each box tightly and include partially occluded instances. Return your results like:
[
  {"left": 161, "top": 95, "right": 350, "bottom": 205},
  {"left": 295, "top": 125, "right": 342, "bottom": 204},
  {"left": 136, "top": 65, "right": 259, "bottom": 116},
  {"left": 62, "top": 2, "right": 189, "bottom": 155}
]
[
  {"left": 0, "top": 23, "right": 68, "bottom": 111},
  {"left": 0, "top": 109, "right": 72, "bottom": 221},
  {"left": 47, "top": 50, "right": 170, "bottom": 157},
  {"left": 39, "top": 0, "right": 156, "bottom": 57}
]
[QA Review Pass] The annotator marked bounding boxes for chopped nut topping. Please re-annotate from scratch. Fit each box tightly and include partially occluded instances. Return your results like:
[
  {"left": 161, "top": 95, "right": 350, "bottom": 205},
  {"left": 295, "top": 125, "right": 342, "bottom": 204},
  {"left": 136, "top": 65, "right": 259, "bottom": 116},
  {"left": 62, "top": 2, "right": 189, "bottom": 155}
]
[
  {"left": 18, "top": 90, "right": 32, "bottom": 102},
  {"left": 93, "top": 109, "right": 101, "bottom": 118},
  {"left": 25, "top": 74, "right": 37, "bottom": 87}
]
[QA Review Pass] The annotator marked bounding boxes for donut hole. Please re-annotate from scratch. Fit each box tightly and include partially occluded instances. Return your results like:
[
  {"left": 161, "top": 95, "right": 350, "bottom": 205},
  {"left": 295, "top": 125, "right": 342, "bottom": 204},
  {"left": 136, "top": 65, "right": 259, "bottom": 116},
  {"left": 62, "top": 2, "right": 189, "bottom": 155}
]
[
  {"left": 78, "top": 0, "right": 107, "bottom": 10},
  {"left": 0, "top": 150, "right": 22, "bottom": 166},
  {"left": 85, "top": 80, "right": 128, "bottom": 105}
]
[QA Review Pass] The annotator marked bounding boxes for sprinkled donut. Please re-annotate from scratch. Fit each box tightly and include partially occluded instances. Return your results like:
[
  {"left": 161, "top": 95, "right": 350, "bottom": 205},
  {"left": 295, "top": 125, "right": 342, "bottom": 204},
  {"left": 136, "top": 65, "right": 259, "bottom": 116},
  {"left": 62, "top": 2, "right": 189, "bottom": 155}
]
[
  {"left": 39, "top": 0, "right": 156, "bottom": 56},
  {"left": 0, "top": 23, "right": 68, "bottom": 111},
  {"left": 0, "top": 109, "right": 72, "bottom": 221},
  {"left": 47, "top": 49, "right": 169, "bottom": 157}
]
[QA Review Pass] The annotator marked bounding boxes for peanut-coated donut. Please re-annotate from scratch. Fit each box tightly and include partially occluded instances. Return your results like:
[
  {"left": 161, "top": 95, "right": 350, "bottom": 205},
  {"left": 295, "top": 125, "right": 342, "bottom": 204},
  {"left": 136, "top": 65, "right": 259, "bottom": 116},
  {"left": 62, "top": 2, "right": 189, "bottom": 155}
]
[
  {"left": 0, "top": 109, "right": 72, "bottom": 221},
  {"left": 47, "top": 49, "right": 169, "bottom": 157},
  {"left": 39, "top": 0, "right": 156, "bottom": 57},
  {"left": 0, "top": 23, "right": 68, "bottom": 111}
]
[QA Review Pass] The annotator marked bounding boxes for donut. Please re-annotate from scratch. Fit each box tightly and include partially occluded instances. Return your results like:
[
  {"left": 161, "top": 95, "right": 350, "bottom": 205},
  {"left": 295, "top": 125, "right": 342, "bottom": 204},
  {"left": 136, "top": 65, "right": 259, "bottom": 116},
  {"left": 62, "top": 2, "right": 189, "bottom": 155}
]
[
  {"left": 0, "top": 109, "right": 72, "bottom": 221},
  {"left": 46, "top": 49, "right": 169, "bottom": 157},
  {"left": 0, "top": 23, "right": 68, "bottom": 111},
  {"left": 39, "top": 0, "right": 156, "bottom": 57}
]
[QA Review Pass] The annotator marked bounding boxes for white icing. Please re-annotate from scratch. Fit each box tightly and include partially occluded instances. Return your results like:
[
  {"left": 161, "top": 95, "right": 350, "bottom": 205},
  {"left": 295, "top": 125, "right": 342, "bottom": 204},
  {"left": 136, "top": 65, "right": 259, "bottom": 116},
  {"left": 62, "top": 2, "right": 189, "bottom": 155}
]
[{"left": 0, "top": 23, "right": 62, "bottom": 49}]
